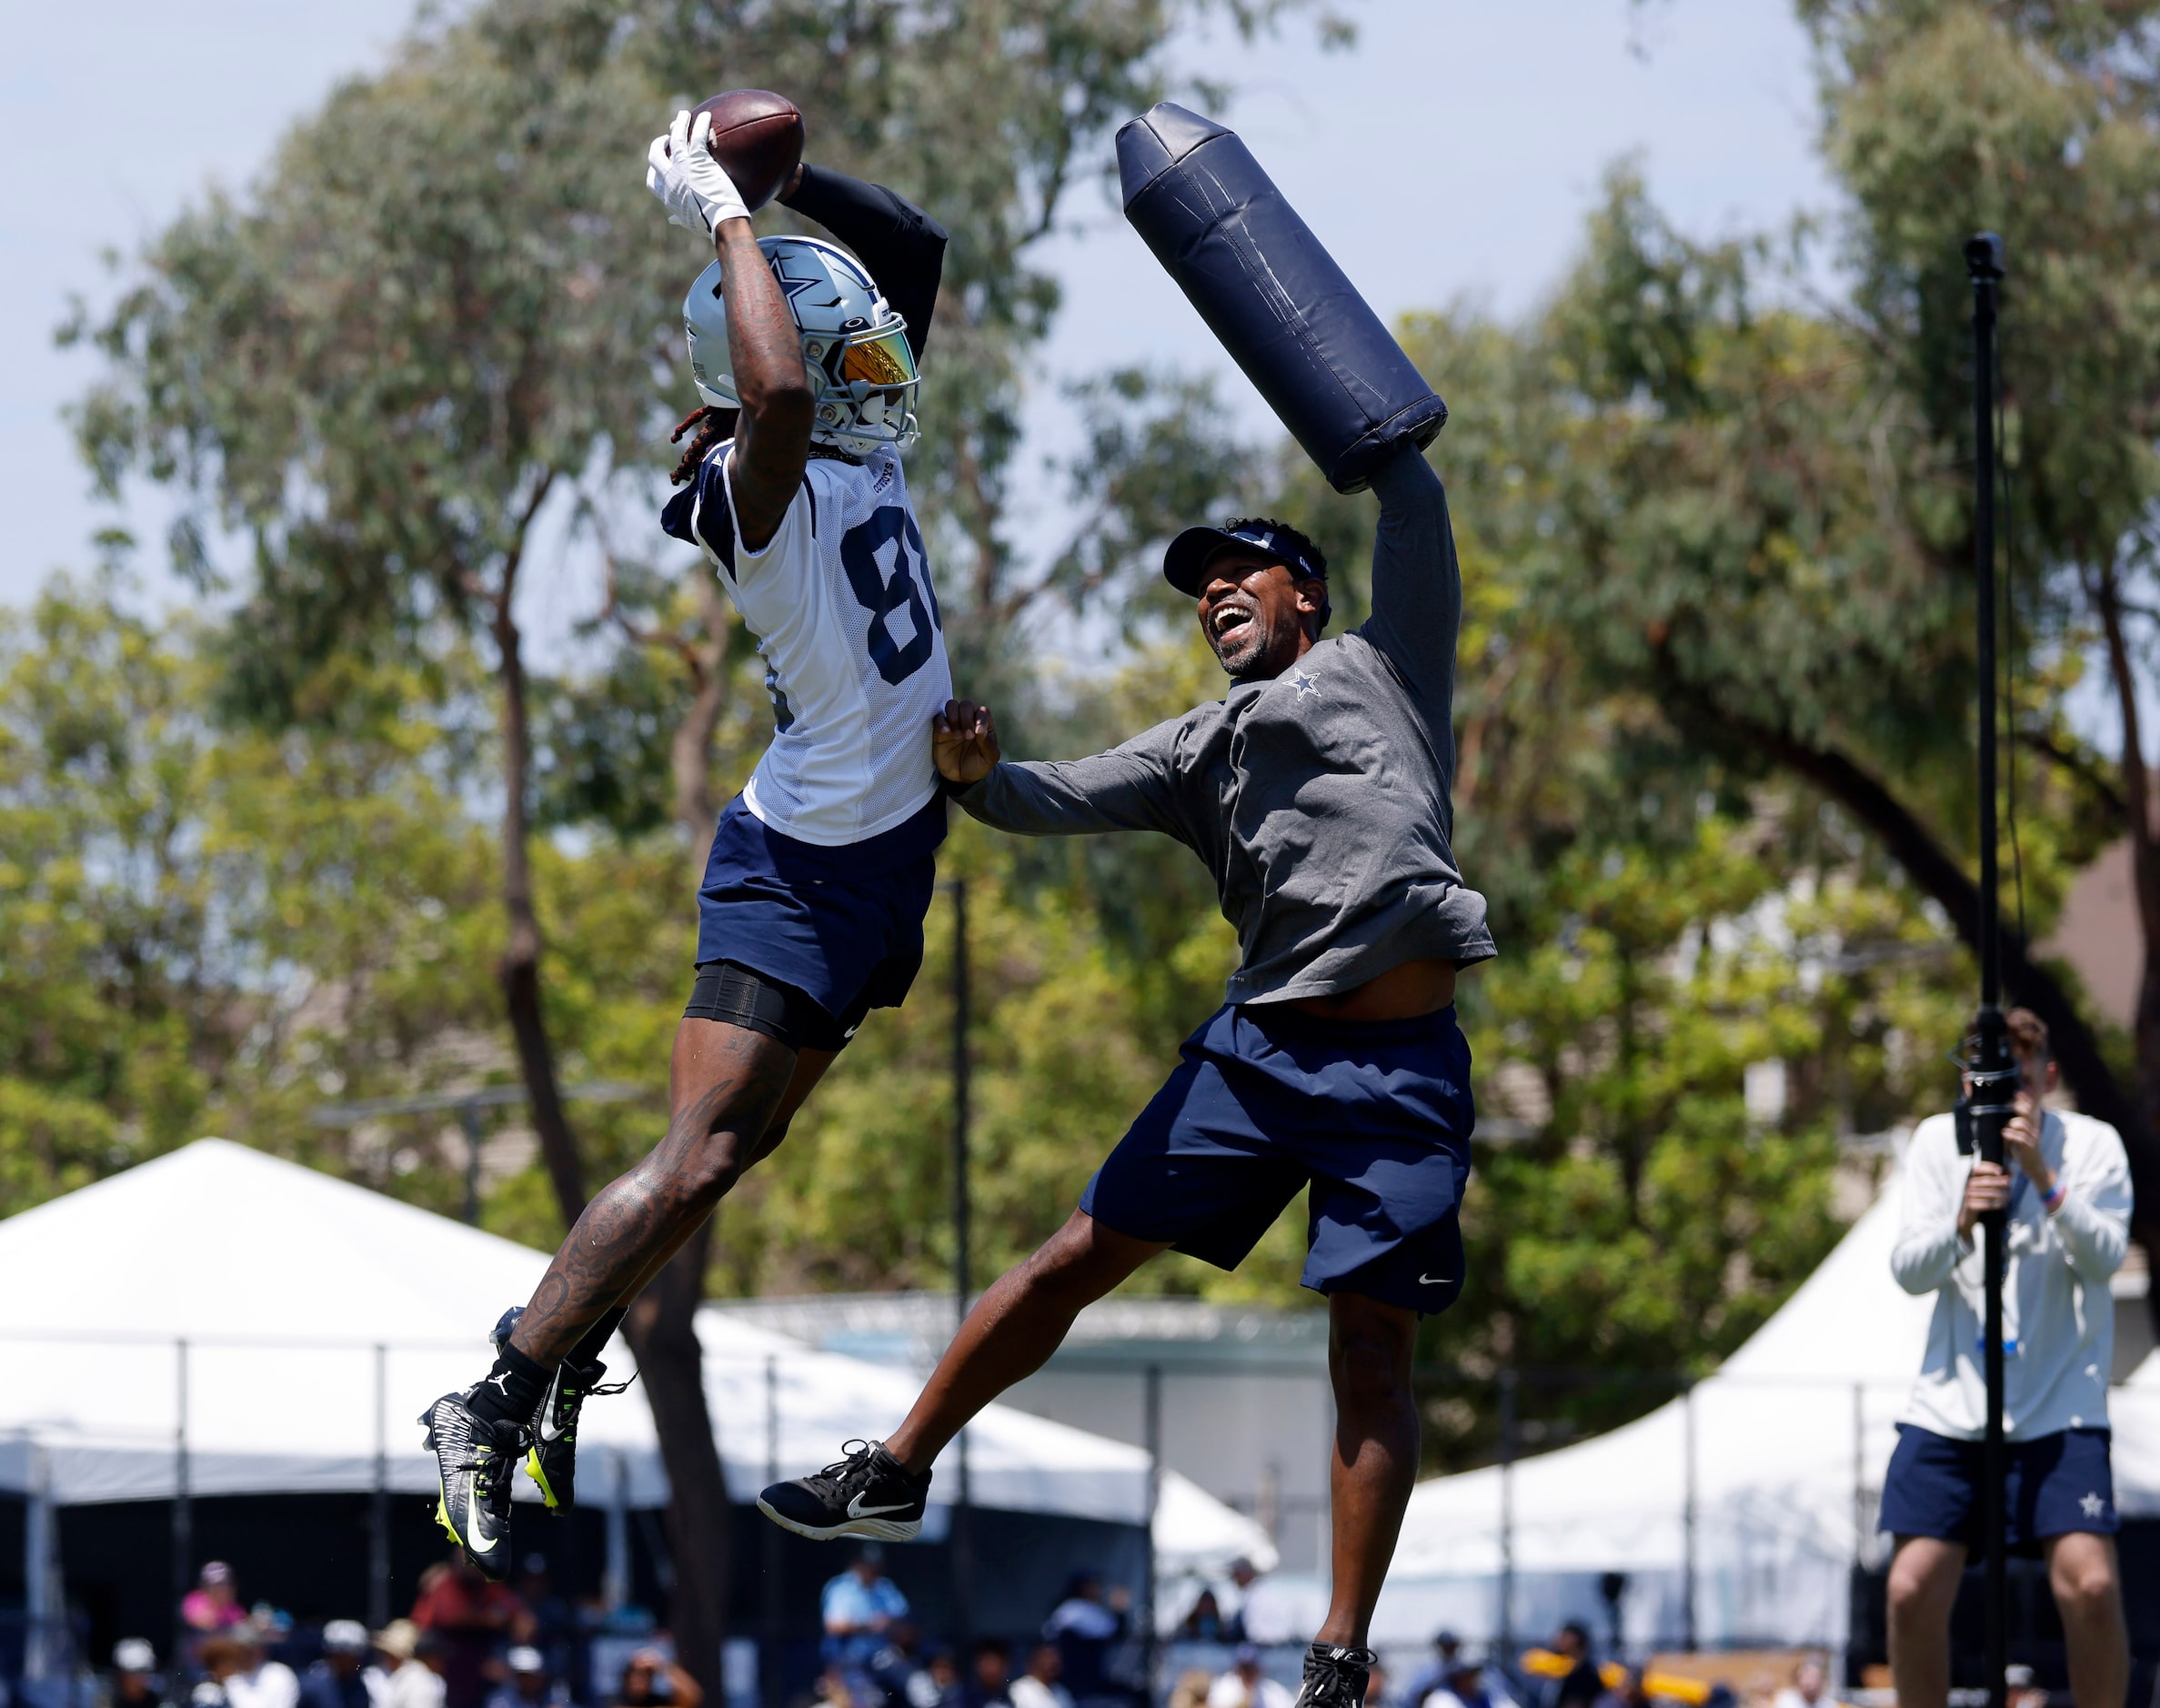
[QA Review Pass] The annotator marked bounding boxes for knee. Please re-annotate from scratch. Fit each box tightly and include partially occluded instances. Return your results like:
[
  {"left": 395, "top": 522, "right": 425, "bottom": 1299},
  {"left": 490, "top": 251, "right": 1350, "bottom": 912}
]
[
  {"left": 654, "top": 1124, "right": 752, "bottom": 1208},
  {"left": 1020, "top": 1213, "right": 1134, "bottom": 1301},
  {"left": 1886, "top": 1552, "right": 1951, "bottom": 1627},
  {"left": 1328, "top": 1304, "right": 1414, "bottom": 1415},
  {"left": 2054, "top": 1556, "right": 2119, "bottom": 1623}
]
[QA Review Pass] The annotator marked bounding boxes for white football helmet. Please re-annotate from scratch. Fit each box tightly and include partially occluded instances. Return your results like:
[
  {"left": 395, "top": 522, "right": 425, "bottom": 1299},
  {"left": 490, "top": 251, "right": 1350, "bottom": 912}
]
[{"left": 683, "top": 236, "right": 920, "bottom": 456}]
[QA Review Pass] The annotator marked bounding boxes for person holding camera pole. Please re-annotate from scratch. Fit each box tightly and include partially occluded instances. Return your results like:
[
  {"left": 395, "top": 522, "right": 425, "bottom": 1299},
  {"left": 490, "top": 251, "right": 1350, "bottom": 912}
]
[{"left": 1882, "top": 1008, "right": 2132, "bottom": 1708}]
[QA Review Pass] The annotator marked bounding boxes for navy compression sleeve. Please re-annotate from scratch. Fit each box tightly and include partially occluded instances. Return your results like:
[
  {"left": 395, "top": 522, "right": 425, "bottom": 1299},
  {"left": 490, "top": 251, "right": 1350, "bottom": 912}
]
[{"left": 779, "top": 165, "right": 949, "bottom": 360}]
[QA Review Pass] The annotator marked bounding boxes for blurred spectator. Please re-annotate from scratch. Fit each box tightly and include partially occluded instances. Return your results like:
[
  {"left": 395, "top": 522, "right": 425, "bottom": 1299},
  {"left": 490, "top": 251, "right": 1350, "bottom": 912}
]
[
  {"left": 1770, "top": 1660, "right": 1832, "bottom": 1708},
  {"left": 1363, "top": 1666, "right": 1390, "bottom": 1708},
  {"left": 413, "top": 1557, "right": 533, "bottom": 1708},
  {"left": 823, "top": 1546, "right": 909, "bottom": 1676},
  {"left": 512, "top": 1560, "right": 575, "bottom": 1682},
  {"left": 112, "top": 1638, "right": 171, "bottom": 1708},
  {"left": 1041, "top": 1573, "right": 1129, "bottom": 1703},
  {"left": 1168, "top": 1673, "right": 1213, "bottom": 1708},
  {"left": 300, "top": 1623, "right": 382, "bottom": 1708},
  {"left": 1545, "top": 1628, "right": 1601, "bottom": 1708},
  {"left": 375, "top": 1624, "right": 446, "bottom": 1708},
  {"left": 909, "top": 1652, "right": 959, "bottom": 1708},
  {"left": 1589, "top": 1670, "right": 1647, "bottom": 1708},
  {"left": 486, "top": 1647, "right": 570, "bottom": 1708},
  {"left": 1176, "top": 1594, "right": 1225, "bottom": 1644},
  {"left": 1008, "top": 1647, "right": 1072, "bottom": 1708},
  {"left": 962, "top": 1642, "right": 1012, "bottom": 1708},
  {"left": 1218, "top": 1563, "right": 1261, "bottom": 1644},
  {"left": 216, "top": 1627, "right": 300, "bottom": 1708},
  {"left": 806, "top": 1673, "right": 859, "bottom": 1708},
  {"left": 185, "top": 1566, "right": 249, "bottom": 1635},
  {"left": 1402, "top": 1633, "right": 1462, "bottom": 1708},
  {"left": 869, "top": 1623, "right": 934, "bottom": 1708},
  {"left": 1206, "top": 1648, "right": 1289, "bottom": 1708},
  {"left": 1421, "top": 1659, "right": 1485, "bottom": 1708},
  {"left": 618, "top": 1648, "right": 701, "bottom": 1708}
]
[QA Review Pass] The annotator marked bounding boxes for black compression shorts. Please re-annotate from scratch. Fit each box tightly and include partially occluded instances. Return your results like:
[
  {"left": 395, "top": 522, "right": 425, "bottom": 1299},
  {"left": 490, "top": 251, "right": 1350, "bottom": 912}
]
[{"left": 682, "top": 960, "right": 867, "bottom": 1054}]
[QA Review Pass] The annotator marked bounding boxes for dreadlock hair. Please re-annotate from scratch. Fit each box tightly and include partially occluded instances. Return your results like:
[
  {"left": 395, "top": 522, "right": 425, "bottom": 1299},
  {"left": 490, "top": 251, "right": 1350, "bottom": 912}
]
[
  {"left": 1221, "top": 516, "right": 1331, "bottom": 633},
  {"left": 669, "top": 406, "right": 737, "bottom": 485},
  {"left": 670, "top": 406, "right": 870, "bottom": 483}
]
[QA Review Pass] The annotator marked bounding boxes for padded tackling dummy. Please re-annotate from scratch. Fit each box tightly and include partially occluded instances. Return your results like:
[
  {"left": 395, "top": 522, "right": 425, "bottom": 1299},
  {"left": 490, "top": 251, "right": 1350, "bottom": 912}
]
[{"left": 1117, "top": 102, "right": 1447, "bottom": 493}]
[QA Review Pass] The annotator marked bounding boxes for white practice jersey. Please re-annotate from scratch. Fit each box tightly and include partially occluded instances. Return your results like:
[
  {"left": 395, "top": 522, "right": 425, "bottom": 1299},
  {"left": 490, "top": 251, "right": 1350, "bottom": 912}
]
[{"left": 666, "top": 439, "right": 952, "bottom": 845}]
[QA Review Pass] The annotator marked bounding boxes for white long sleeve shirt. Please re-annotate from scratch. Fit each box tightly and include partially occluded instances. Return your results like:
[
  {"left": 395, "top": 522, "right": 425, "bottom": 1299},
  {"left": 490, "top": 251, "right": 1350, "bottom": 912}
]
[{"left": 1892, "top": 1107, "right": 2132, "bottom": 1441}]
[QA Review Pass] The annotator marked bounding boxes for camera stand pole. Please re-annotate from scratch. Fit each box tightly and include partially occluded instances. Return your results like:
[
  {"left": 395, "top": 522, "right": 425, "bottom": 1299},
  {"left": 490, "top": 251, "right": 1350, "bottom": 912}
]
[{"left": 1964, "top": 232, "right": 2017, "bottom": 1708}]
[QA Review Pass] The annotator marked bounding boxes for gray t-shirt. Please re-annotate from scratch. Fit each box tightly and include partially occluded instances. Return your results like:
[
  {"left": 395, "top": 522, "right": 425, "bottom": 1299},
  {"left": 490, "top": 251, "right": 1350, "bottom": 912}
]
[{"left": 954, "top": 447, "right": 1494, "bottom": 1006}]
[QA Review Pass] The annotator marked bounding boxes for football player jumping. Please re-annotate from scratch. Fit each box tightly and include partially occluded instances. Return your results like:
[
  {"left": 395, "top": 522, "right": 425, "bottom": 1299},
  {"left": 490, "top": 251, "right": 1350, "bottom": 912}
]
[{"left": 421, "top": 110, "right": 954, "bottom": 1577}]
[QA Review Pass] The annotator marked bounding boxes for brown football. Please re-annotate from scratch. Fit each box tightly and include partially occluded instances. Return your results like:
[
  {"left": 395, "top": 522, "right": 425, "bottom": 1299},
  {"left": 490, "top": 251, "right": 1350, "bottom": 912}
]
[{"left": 690, "top": 89, "right": 806, "bottom": 213}]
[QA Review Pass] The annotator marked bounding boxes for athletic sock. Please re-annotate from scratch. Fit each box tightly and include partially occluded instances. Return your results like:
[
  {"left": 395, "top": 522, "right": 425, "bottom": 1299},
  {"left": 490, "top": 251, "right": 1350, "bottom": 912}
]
[
  {"left": 569, "top": 1305, "right": 628, "bottom": 1367},
  {"left": 467, "top": 1339, "right": 551, "bottom": 1426}
]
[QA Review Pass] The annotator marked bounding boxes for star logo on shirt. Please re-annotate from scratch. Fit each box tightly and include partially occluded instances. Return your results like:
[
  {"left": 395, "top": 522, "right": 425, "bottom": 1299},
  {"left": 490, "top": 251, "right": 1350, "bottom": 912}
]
[
  {"left": 2080, "top": 1490, "right": 2106, "bottom": 1519},
  {"left": 1291, "top": 669, "right": 1321, "bottom": 698}
]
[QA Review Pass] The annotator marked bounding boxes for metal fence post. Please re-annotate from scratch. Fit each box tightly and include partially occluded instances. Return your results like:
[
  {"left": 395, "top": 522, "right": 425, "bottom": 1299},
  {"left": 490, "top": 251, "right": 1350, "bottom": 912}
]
[
  {"left": 1499, "top": 1367, "right": 1518, "bottom": 1659},
  {"left": 173, "top": 1337, "right": 191, "bottom": 1668},
  {"left": 1143, "top": 1363, "right": 1162, "bottom": 1708},
  {"left": 372, "top": 1343, "right": 391, "bottom": 1627},
  {"left": 1681, "top": 1381, "right": 1697, "bottom": 1652}
]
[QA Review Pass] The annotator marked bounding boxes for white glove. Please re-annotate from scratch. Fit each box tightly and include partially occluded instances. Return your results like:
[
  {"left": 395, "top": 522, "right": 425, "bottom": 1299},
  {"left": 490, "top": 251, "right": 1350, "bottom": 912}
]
[{"left": 645, "top": 109, "right": 749, "bottom": 237}]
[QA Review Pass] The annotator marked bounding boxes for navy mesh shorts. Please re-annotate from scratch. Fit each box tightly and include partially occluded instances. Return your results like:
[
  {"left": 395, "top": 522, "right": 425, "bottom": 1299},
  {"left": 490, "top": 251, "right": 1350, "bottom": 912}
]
[
  {"left": 1080, "top": 1000, "right": 1474, "bottom": 1314},
  {"left": 1881, "top": 1423, "right": 2117, "bottom": 1554},
  {"left": 691, "top": 792, "right": 942, "bottom": 1040}
]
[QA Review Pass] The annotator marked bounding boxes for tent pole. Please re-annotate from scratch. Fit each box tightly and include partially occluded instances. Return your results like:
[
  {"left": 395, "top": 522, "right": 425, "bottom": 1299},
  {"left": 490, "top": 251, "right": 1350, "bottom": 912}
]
[
  {"left": 1498, "top": 1367, "right": 1516, "bottom": 1663},
  {"left": 1142, "top": 1362, "right": 1162, "bottom": 1705},
  {"left": 371, "top": 1342, "right": 390, "bottom": 1628},
  {"left": 173, "top": 1337, "right": 191, "bottom": 1670},
  {"left": 24, "top": 1442, "right": 50, "bottom": 1683},
  {"left": 1681, "top": 1380, "right": 1697, "bottom": 1652},
  {"left": 763, "top": 1355, "right": 782, "bottom": 1708}
]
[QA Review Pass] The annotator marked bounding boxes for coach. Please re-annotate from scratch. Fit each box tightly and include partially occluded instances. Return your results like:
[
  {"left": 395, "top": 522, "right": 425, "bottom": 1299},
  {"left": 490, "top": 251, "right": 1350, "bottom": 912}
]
[{"left": 1883, "top": 1008, "right": 2132, "bottom": 1708}]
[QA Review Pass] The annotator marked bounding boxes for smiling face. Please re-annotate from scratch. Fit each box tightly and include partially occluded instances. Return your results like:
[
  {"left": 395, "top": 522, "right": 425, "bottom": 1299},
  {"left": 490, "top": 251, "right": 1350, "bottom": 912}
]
[{"left": 1196, "top": 549, "right": 1327, "bottom": 679}]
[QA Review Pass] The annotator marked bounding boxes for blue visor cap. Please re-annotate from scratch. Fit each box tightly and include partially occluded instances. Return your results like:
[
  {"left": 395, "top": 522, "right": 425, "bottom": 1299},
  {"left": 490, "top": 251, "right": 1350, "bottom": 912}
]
[{"left": 1163, "top": 521, "right": 1326, "bottom": 598}]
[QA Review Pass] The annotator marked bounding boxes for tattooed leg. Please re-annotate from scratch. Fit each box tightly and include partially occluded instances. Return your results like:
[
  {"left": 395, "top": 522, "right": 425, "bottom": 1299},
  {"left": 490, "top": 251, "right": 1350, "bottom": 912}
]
[
  {"left": 584, "top": 1043, "right": 842, "bottom": 1318},
  {"left": 507, "top": 1019, "right": 806, "bottom": 1364}
]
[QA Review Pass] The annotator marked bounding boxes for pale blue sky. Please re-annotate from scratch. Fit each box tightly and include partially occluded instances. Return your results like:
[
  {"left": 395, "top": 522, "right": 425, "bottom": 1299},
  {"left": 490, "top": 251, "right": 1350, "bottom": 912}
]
[{"left": 0, "top": 0, "right": 1834, "bottom": 645}]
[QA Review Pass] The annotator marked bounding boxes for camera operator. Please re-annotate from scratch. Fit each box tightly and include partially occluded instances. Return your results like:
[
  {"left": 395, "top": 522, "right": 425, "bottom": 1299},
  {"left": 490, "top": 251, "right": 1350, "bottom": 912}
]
[{"left": 1884, "top": 1008, "right": 2132, "bottom": 1708}]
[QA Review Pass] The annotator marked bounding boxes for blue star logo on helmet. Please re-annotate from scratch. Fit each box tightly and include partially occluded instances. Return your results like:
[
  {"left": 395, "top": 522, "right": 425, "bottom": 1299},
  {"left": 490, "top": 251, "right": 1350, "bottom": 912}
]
[{"left": 685, "top": 236, "right": 920, "bottom": 456}]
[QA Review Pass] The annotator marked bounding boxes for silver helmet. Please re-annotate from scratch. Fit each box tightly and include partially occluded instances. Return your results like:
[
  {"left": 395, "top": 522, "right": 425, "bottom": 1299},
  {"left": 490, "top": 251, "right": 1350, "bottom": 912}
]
[{"left": 683, "top": 236, "right": 920, "bottom": 456}]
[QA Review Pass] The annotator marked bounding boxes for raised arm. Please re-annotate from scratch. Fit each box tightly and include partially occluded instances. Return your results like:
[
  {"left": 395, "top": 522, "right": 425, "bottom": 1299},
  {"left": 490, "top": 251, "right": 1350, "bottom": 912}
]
[
  {"left": 779, "top": 164, "right": 948, "bottom": 359},
  {"left": 647, "top": 111, "right": 813, "bottom": 550},
  {"left": 1360, "top": 446, "right": 1463, "bottom": 712},
  {"left": 935, "top": 699, "right": 1188, "bottom": 840}
]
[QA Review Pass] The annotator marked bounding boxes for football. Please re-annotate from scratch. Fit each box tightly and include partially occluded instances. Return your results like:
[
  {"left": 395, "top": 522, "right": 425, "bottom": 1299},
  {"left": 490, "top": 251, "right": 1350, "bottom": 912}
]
[{"left": 690, "top": 89, "right": 806, "bottom": 213}]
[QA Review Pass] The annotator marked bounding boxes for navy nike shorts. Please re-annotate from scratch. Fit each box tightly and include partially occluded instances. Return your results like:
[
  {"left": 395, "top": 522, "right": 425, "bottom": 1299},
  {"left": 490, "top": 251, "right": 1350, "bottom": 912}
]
[
  {"left": 690, "top": 792, "right": 944, "bottom": 1047},
  {"left": 1880, "top": 1423, "right": 2118, "bottom": 1555},
  {"left": 1080, "top": 1000, "right": 1474, "bottom": 1314}
]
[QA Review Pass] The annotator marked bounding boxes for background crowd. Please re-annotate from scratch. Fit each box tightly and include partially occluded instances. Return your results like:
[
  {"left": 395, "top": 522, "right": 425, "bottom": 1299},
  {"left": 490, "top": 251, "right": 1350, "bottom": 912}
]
[{"left": 88, "top": 1561, "right": 1843, "bottom": 1708}]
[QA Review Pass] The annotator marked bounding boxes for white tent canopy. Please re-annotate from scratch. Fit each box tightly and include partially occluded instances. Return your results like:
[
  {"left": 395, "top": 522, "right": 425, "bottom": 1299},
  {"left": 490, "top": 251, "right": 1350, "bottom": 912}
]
[
  {"left": 0, "top": 1140, "right": 1271, "bottom": 1572},
  {"left": 1372, "top": 1168, "right": 2160, "bottom": 1650}
]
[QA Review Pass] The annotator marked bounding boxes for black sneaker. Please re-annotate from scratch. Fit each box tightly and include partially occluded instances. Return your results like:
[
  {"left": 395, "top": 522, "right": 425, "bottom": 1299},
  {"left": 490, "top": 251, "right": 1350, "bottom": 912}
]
[
  {"left": 489, "top": 1305, "right": 629, "bottom": 1515},
  {"left": 418, "top": 1391, "right": 523, "bottom": 1579},
  {"left": 757, "top": 1439, "right": 932, "bottom": 1541},
  {"left": 1294, "top": 1645, "right": 1375, "bottom": 1708}
]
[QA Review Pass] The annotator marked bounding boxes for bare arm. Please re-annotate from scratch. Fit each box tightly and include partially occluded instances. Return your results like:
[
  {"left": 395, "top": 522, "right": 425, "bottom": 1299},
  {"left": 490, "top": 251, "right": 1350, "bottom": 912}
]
[{"left": 717, "top": 216, "right": 816, "bottom": 552}]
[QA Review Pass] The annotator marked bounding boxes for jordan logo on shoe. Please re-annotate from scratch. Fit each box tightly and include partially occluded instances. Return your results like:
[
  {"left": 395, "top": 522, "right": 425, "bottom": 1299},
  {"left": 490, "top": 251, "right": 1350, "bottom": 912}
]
[{"left": 847, "top": 1490, "right": 912, "bottom": 1519}]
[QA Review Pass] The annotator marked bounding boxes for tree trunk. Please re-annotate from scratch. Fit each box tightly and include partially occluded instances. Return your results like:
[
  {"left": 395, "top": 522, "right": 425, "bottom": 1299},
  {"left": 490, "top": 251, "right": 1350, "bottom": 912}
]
[
  {"left": 623, "top": 1218, "right": 732, "bottom": 1704},
  {"left": 493, "top": 588, "right": 588, "bottom": 1222},
  {"left": 1698, "top": 693, "right": 2160, "bottom": 1324}
]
